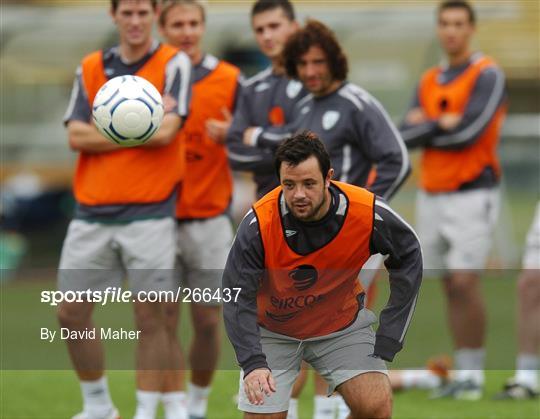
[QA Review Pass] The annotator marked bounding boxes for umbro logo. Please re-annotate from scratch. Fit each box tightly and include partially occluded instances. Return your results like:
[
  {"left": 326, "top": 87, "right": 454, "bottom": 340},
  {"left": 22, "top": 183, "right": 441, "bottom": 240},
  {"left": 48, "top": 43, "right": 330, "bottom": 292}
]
[{"left": 285, "top": 229, "right": 297, "bottom": 238}]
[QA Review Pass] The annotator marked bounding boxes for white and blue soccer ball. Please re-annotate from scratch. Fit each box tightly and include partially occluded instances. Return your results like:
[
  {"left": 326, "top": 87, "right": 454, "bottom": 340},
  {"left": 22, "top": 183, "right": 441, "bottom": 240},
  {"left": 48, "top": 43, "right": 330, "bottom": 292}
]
[{"left": 92, "top": 75, "right": 164, "bottom": 147}]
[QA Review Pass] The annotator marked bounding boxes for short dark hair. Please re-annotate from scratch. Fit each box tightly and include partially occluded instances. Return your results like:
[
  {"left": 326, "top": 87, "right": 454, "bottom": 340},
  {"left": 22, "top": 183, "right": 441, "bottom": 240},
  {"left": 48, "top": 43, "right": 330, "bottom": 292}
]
[
  {"left": 438, "top": 1, "right": 476, "bottom": 24},
  {"left": 159, "top": 0, "right": 206, "bottom": 27},
  {"left": 111, "top": 0, "right": 158, "bottom": 12},
  {"left": 251, "top": 0, "right": 295, "bottom": 21},
  {"left": 283, "top": 19, "right": 348, "bottom": 81},
  {"left": 275, "top": 131, "right": 331, "bottom": 180}
]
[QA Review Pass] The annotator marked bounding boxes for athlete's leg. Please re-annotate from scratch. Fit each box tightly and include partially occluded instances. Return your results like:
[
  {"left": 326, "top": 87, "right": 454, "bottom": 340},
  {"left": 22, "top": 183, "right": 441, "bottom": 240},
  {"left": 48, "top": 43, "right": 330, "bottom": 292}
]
[
  {"left": 444, "top": 271, "right": 486, "bottom": 349},
  {"left": 189, "top": 303, "right": 221, "bottom": 386},
  {"left": 515, "top": 269, "right": 540, "bottom": 390},
  {"left": 337, "top": 372, "right": 392, "bottom": 419},
  {"left": 57, "top": 220, "right": 120, "bottom": 418},
  {"left": 162, "top": 300, "right": 186, "bottom": 392},
  {"left": 287, "top": 363, "right": 307, "bottom": 419},
  {"left": 119, "top": 218, "right": 178, "bottom": 418},
  {"left": 244, "top": 413, "right": 287, "bottom": 419}
]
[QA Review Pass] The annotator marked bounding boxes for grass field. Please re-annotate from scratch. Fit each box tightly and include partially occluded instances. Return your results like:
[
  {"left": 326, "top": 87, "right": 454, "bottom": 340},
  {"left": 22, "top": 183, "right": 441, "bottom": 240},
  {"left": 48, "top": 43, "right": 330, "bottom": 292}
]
[{"left": 1, "top": 274, "right": 539, "bottom": 419}]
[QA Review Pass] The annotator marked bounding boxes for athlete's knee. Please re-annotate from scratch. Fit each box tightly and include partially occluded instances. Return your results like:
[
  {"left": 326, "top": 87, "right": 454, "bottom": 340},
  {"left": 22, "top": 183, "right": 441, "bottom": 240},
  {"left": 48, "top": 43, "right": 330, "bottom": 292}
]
[
  {"left": 57, "top": 302, "right": 93, "bottom": 328},
  {"left": 517, "top": 270, "right": 540, "bottom": 305},
  {"left": 134, "top": 302, "right": 166, "bottom": 333},
  {"left": 445, "top": 272, "right": 480, "bottom": 300},
  {"left": 192, "top": 306, "right": 220, "bottom": 339},
  {"left": 349, "top": 395, "right": 392, "bottom": 419},
  {"left": 163, "top": 302, "right": 180, "bottom": 335}
]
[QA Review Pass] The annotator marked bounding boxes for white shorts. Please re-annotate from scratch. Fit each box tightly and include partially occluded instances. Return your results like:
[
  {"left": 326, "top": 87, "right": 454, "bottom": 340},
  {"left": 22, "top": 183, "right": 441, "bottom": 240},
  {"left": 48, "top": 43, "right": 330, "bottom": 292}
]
[
  {"left": 237, "top": 309, "right": 387, "bottom": 414},
  {"left": 176, "top": 215, "right": 233, "bottom": 303},
  {"left": 58, "top": 218, "right": 176, "bottom": 293},
  {"left": 523, "top": 202, "right": 540, "bottom": 269},
  {"left": 416, "top": 188, "right": 500, "bottom": 271}
]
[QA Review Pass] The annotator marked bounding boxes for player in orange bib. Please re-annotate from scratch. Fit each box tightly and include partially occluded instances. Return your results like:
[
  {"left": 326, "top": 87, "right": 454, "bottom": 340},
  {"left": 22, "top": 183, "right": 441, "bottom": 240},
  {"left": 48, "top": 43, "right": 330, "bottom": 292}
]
[
  {"left": 158, "top": 1, "right": 242, "bottom": 418},
  {"left": 58, "top": 1, "right": 192, "bottom": 418},
  {"left": 223, "top": 131, "right": 423, "bottom": 418},
  {"left": 400, "top": 0, "right": 506, "bottom": 400}
]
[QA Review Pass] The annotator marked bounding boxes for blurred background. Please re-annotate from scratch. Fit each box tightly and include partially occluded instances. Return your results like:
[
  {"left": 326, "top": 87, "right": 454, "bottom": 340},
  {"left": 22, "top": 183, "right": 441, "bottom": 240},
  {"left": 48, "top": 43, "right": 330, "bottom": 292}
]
[
  {"left": 1, "top": 0, "right": 538, "bottom": 274},
  {"left": 1, "top": 2, "right": 539, "bottom": 417}
]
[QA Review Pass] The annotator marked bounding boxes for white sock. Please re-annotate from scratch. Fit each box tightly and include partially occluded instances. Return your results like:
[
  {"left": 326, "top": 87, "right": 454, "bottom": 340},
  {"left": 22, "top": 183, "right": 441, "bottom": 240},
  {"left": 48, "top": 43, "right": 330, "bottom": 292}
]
[
  {"left": 313, "top": 395, "right": 335, "bottom": 419},
  {"left": 335, "top": 394, "right": 350, "bottom": 419},
  {"left": 454, "top": 348, "right": 485, "bottom": 385},
  {"left": 162, "top": 391, "right": 187, "bottom": 419},
  {"left": 401, "top": 370, "right": 441, "bottom": 389},
  {"left": 515, "top": 353, "right": 539, "bottom": 390},
  {"left": 286, "top": 398, "right": 298, "bottom": 419},
  {"left": 187, "top": 383, "right": 210, "bottom": 418},
  {"left": 134, "top": 390, "right": 160, "bottom": 419},
  {"left": 79, "top": 376, "right": 115, "bottom": 417}
]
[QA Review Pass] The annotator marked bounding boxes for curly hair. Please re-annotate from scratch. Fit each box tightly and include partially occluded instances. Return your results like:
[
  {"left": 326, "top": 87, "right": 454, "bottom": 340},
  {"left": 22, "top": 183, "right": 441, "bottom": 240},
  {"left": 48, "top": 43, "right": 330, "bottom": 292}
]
[{"left": 283, "top": 19, "right": 348, "bottom": 82}]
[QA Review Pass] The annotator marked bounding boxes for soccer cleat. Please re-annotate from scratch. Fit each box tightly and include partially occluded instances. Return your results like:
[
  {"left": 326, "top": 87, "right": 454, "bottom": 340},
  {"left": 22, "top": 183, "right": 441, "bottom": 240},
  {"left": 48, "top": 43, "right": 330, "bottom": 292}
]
[
  {"left": 493, "top": 380, "right": 539, "bottom": 400},
  {"left": 426, "top": 354, "right": 453, "bottom": 383},
  {"left": 430, "top": 379, "right": 482, "bottom": 400},
  {"left": 72, "top": 407, "right": 120, "bottom": 419}
]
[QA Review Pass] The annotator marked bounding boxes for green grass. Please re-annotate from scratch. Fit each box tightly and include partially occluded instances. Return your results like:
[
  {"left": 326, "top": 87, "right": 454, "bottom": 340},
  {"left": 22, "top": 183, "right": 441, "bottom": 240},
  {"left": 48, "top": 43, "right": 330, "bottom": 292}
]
[{"left": 1, "top": 276, "right": 539, "bottom": 418}]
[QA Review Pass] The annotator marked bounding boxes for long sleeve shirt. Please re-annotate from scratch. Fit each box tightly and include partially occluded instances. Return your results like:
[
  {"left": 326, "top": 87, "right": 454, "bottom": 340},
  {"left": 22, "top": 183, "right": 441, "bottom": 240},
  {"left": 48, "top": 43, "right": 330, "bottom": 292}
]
[{"left": 223, "top": 185, "right": 422, "bottom": 375}]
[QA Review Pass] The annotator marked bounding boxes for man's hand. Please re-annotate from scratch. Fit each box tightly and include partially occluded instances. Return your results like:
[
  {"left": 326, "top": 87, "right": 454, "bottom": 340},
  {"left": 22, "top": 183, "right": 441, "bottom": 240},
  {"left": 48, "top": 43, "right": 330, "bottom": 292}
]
[
  {"left": 243, "top": 127, "right": 258, "bottom": 146},
  {"left": 405, "top": 107, "right": 428, "bottom": 125},
  {"left": 162, "top": 94, "right": 178, "bottom": 114},
  {"left": 438, "top": 113, "right": 462, "bottom": 131},
  {"left": 206, "top": 107, "right": 233, "bottom": 143},
  {"left": 243, "top": 368, "right": 276, "bottom": 405}
]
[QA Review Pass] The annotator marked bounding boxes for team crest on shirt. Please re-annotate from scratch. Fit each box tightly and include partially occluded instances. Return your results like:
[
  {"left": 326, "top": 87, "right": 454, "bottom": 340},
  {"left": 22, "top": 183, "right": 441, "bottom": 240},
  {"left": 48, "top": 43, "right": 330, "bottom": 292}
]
[
  {"left": 322, "top": 111, "right": 340, "bottom": 130},
  {"left": 289, "top": 264, "right": 318, "bottom": 290},
  {"left": 286, "top": 80, "right": 303, "bottom": 98}
]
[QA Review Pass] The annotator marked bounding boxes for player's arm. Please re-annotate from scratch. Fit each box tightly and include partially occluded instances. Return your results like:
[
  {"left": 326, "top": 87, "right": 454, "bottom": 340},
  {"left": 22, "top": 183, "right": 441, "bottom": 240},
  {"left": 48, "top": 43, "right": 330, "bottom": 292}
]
[
  {"left": 64, "top": 66, "right": 121, "bottom": 153},
  {"left": 66, "top": 121, "right": 121, "bottom": 153},
  {"left": 370, "top": 198, "right": 423, "bottom": 362},
  {"left": 205, "top": 74, "right": 243, "bottom": 143},
  {"left": 146, "top": 51, "right": 192, "bottom": 147},
  {"left": 354, "top": 95, "right": 411, "bottom": 201},
  {"left": 399, "top": 86, "right": 439, "bottom": 149},
  {"left": 226, "top": 87, "right": 276, "bottom": 174},
  {"left": 222, "top": 210, "right": 269, "bottom": 376},
  {"left": 429, "top": 67, "right": 506, "bottom": 149}
]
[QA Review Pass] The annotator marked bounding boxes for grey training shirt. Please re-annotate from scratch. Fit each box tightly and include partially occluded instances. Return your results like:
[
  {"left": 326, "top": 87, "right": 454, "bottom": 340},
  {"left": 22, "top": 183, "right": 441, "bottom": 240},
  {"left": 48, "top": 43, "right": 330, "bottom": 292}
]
[
  {"left": 226, "top": 68, "right": 309, "bottom": 198},
  {"left": 251, "top": 82, "right": 411, "bottom": 201}
]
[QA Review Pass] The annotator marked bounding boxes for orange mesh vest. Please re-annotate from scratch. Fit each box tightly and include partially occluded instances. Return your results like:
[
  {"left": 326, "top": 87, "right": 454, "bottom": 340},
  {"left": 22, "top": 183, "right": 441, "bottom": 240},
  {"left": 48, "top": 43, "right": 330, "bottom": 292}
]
[
  {"left": 75, "top": 44, "right": 184, "bottom": 206},
  {"left": 253, "top": 181, "right": 374, "bottom": 339},
  {"left": 176, "top": 60, "right": 240, "bottom": 219},
  {"left": 418, "top": 55, "right": 506, "bottom": 193}
]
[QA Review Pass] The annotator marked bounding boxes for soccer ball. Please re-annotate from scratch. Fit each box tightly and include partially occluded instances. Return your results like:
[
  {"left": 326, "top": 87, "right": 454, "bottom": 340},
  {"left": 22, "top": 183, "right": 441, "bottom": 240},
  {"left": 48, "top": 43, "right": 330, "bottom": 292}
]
[{"left": 92, "top": 75, "right": 164, "bottom": 147}]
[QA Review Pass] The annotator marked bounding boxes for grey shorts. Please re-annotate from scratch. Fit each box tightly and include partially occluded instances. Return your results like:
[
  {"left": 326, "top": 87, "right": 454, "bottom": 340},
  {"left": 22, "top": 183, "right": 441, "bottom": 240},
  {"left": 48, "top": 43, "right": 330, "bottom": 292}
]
[
  {"left": 58, "top": 218, "right": 176, "bottom": 293},
  {"left": 237, "top": 309, "right": 387, "bottom": 414},
  {"left": 176, "top": 215, "right": 233, "bottom": 304}
]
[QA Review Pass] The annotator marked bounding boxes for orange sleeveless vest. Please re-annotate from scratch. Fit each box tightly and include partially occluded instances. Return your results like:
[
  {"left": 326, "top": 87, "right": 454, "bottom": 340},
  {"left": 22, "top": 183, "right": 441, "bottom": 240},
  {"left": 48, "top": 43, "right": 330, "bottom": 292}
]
[
  {"left": 418, "top": 55, "right": 506, "bottom": 193},
  {"left": 75, "top": 44, "right": 184, "bottom": 206},
  {"left": 253, "top": 181, "right": 374, "bottom": 339},
  {"left": 176, "top": 59, "right": 240, "bottom": 219}
]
